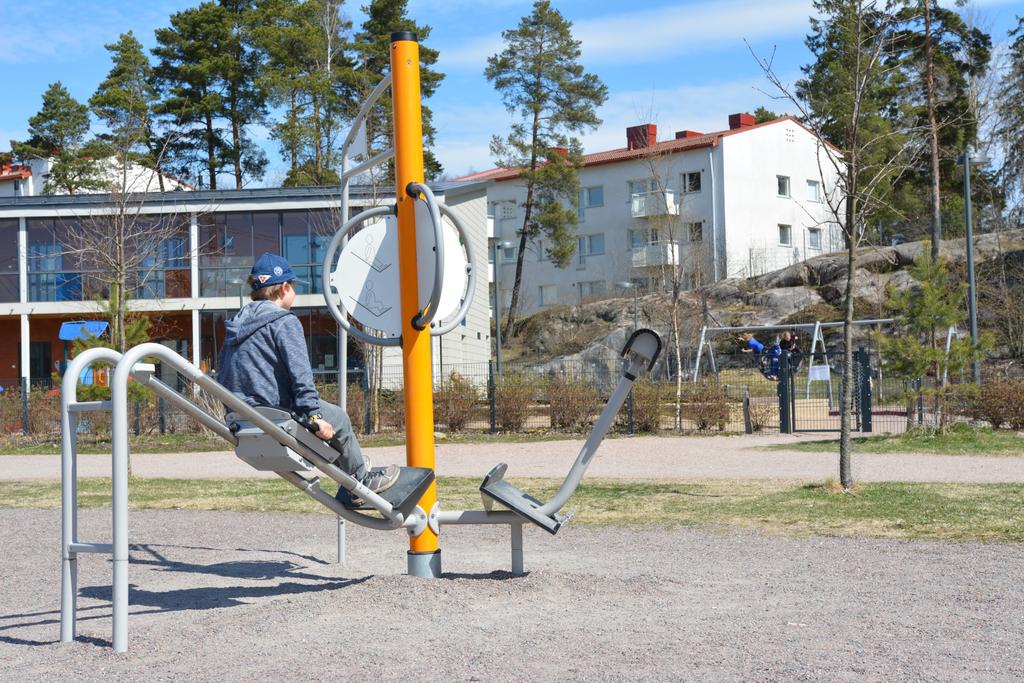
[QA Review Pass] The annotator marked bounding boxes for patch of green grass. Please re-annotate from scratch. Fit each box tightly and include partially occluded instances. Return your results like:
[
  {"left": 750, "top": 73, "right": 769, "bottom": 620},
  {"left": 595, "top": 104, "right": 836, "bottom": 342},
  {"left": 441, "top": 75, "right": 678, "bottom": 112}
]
[
  {"left": 0, "top": 433, "right": 234, "bottom": 455},
  {"left": 770, "top": 425, "right": 1024, "bottom": 456},
  {"left": 3, "top": 477, "right": 1021, "bottom": 543}
]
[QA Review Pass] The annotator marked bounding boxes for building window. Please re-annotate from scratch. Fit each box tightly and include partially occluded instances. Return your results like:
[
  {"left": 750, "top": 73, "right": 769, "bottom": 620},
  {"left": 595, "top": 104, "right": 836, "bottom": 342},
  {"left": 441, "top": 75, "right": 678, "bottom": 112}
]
[
  {"left": 777, "top": 175, "right": 790, "bottom": 197},
  {"left": 627, "top": 178, "right": 658, "bottom": 202},
  {"left": 808, "top": 227, "right": 822, "bottom": 250},
  {"left": 687, "top": 221, "right": 703, "bottom": 242},
  {"left": 627, "top": 229, "right": 649, "bottom": 251},
  {"left": 577, "top": 185, "right": 604, "bottom": 219},
  {"left": 577, "top": 280, "right": 607, "bottom": 302},
  {"left": 807, "top": 179, "right": 820, "bottom": 202},
  {"left": 502, "top": 245, "right": 517, "bottom": 261},
  {"left": 538, "top": 284, "right": 556, "bottom": 307},
  {"left": 577, "top": 233, "right": 605, "bottom": 263},
  {"left": 778, "top": 224, "right": 792, "bottom": 246},
  {"left": 683, "top": 171, "right": 701, "bottom": 193},
  {"left": 500, "top": 203, "right": 516, "bottom": 220},
  {"left": 0, "top": 219, "right": 19, "bottom": 302}
]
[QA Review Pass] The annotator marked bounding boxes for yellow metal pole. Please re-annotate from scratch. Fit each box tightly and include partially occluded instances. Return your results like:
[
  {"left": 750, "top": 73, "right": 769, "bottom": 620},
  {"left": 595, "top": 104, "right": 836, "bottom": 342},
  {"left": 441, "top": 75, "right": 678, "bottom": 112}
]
[{"left": 390, "top": 31, "right": 440, "bottom": 577}]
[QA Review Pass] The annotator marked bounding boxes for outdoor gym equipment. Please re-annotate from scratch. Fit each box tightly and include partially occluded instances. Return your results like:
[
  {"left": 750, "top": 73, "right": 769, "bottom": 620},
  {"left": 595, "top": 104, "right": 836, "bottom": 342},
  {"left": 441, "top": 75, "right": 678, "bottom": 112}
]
[{"left": 58, "top": 33, "right": 663, "bottom": 653}]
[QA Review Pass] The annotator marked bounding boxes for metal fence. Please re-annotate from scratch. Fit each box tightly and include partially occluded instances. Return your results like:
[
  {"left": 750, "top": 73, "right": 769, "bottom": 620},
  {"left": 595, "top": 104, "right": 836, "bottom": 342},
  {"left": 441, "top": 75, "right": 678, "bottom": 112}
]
[{"left": 0, "top": 351, "right": 997, "bottom": 439}]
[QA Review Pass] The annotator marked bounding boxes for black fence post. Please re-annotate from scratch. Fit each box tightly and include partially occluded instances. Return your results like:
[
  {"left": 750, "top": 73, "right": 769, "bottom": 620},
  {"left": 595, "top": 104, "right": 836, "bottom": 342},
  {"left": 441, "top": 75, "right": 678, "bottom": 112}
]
[
  {"left": 158, "top": 397, "right": 166, "bottom": 435},
  {"left": 778, "top": 352, "right": 793, "bottom": 434},
  {"left": 362, "top": 366, "right": 372, "bottom": 434},
  {"left": 488, "top": 360, "right": 496, "bottom": 434},
  {"left": 742, "top": 387, "right": 753, "bottom": 435},
  {"left": 133, "top": 401, "right": 141, "bottom": 436},
  {"left": 858, "top": 347, "right": 873, "bottom": 433},
  {"left": 21, "top": 377, "right": 29, "bottom": 436}
]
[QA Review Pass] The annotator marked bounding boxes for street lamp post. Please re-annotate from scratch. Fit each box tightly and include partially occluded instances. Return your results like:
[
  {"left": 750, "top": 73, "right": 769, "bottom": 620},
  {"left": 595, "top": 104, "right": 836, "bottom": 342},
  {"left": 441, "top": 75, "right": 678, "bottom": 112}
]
[{"left": 960, "top": 150, "right": 987, "bottom": 384}]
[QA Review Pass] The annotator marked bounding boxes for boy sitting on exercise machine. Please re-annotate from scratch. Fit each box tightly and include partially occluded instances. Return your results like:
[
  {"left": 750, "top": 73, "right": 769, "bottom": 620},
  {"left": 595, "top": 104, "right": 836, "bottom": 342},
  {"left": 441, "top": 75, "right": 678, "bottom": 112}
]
[{"left": 218, "top": 252, "right": 399, "bottom": 496}]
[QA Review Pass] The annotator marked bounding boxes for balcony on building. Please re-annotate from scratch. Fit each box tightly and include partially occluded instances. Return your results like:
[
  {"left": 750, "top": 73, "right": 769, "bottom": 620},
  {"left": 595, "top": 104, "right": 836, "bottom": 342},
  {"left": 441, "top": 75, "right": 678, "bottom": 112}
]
[
  {"left": 632, "top": 241, "right": 680, "bottom": 269},
  {"left": 630, "top": 190, "right": 679, "bottom": 218}
]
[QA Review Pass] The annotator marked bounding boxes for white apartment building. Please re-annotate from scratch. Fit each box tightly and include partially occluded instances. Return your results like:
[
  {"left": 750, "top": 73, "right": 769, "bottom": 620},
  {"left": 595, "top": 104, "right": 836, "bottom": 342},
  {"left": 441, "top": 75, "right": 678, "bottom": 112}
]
[
  {"left": 458, "top": 114, "right": 843, "bottom": 316},
  {"left": 0, "top": 157, "right": 192, "bottom": 197}
]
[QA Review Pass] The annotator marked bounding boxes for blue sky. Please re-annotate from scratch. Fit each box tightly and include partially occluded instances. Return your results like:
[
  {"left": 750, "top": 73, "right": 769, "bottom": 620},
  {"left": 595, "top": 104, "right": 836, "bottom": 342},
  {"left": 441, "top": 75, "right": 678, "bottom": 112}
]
[{"left": 0, "top": 0, "right": 1020, "bottom": 184}]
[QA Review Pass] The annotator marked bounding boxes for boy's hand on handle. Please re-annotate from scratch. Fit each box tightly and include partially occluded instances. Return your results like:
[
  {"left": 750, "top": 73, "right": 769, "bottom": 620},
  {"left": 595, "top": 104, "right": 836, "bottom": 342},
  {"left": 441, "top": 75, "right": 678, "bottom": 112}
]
[{"left": 315, "top": 420, "right": 336, "bottom": 441}]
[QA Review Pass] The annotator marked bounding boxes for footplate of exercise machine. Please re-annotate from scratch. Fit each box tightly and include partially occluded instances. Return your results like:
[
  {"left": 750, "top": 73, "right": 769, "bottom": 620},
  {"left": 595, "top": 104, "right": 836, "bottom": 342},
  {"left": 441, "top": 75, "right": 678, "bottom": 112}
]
[
  {"left": 479, "top": 463, "right": 572, "bottom": 535},
  {"left": 334, "top": 467, "right": 434, "bottom": 518}
]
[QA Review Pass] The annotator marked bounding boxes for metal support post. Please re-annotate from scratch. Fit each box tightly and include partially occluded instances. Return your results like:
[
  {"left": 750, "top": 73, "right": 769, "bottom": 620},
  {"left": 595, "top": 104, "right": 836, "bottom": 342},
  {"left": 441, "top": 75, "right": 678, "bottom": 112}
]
[
  {"left": 778, "top": 353, "right": 793, "bottom": 434},
  {"left": 858, "top": 347, "right": 873, "bottom": 433},
  {"left": 510, "top": 522, "right": 524, "bottom": 576},
  {"left": 488, "top": 360, "right": 496, "bottom": 434},
  {"left": 391, "top": 32, "right": 441, "bottom": 578}
]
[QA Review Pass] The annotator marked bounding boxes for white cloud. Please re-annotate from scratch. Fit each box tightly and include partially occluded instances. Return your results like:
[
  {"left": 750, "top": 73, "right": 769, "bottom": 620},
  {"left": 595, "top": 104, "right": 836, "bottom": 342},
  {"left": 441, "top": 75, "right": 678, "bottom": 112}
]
[
  {"left": 582, "top": 77, "right": 798, "bottom": 152},
  {"left": 431, "top": 76, "right": 802, "bottom": 176},
  {"left": 439, "top": 0, "right": 815, "bottom": 70}
]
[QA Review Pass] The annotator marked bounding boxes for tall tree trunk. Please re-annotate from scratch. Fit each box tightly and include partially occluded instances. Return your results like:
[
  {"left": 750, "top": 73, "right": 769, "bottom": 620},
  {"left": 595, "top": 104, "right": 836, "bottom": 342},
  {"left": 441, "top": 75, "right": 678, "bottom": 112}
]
[
  {"left": 924, "top": 0, "right": 942, "bottom": 262},
  {"left": 231, "top": 107, "right": 243, "bottom": 189},
  {"left": 839, "top": 166, "right": 858, "bottom": 491},
  {"left": 502, "top": 107, "right": 541, "bottom": 339},
  {"left": 289, "top": 91, "right": 298, "bottom": 170},
  {"left": 205, "top": 112, "right": 217, "bottom": 191}
]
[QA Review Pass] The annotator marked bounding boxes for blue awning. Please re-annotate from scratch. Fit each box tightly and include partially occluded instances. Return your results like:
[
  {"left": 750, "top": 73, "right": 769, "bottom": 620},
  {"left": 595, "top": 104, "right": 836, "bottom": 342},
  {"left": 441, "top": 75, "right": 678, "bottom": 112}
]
[{"left": 59, "top": 321, "right": 109, "bottom": 341}]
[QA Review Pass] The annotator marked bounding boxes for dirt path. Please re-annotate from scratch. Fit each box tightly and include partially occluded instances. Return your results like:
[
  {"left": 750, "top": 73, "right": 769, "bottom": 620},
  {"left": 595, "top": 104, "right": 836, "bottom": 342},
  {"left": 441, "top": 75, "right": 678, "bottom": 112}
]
[
  {"left": 2, "top": 433, "right": 1023, "bottom": 483},
  {"left": 1, "top": 508, "right": 1021, "bottom": 680}
]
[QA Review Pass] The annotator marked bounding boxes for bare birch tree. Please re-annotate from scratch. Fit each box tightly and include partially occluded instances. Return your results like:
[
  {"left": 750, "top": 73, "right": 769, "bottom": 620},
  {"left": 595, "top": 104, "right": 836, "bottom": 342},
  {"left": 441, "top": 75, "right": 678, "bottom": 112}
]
[{"left": 751, "top": 0, "right": 924, "bottom": 489}]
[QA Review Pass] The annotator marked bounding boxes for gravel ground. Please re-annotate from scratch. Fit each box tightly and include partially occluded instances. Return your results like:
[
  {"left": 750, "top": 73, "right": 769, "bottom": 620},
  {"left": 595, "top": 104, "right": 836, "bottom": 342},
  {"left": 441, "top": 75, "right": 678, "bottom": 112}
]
[
  {"left": 3, "top": 432, "right": 1023, "bottom": 483},
  {"left": 1, "top": 508, "right": 1022, "bottom": 681}
]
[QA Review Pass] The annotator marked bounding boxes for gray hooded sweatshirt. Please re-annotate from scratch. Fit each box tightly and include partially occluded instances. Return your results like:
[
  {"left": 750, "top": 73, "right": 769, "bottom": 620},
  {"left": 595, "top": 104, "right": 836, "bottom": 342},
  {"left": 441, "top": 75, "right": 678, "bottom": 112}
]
[{"left": 217, "top": 300, "right": 321, "bottom": 418}]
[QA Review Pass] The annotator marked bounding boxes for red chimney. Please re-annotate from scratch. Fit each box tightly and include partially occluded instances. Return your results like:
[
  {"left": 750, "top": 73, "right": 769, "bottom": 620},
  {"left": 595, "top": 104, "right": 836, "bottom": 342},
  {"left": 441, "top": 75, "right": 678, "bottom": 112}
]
[
  {"left": 552, "top": 147, "right": 569, "bottom": 158},
  {"left": 674, "top": 130, "right": 703, "bottom": 139},
  {"left": 728, "top": 113, "right": 756, "bottom": 130},
  {"left": 626, "top": 124, "right": 657, "bottom": 150}
]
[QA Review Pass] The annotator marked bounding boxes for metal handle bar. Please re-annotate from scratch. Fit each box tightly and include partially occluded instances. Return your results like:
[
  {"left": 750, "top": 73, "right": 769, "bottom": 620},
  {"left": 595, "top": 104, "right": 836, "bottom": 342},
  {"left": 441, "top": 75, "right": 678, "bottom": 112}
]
[
  {"left": 321, "top": 205, "right": 402, "bottom": 347},
  {"left": 406, "top": 182, "right": 444, "bottom": 330},
  {"left": 429, "top": 203, "right": 476, "bottom": 337}
]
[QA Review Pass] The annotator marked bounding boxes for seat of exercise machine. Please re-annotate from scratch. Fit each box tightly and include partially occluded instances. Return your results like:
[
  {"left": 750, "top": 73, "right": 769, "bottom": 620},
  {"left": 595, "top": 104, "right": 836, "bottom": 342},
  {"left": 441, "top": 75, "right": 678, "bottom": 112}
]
[
  {"left": 333, "top": 466, "right": 435, "bottom": 518},
  {"left": 479, "top": 463, "right": 571, "bottom": 535},
  {"left": 229, "top": 406, "right": 435, "bottom": 516}
]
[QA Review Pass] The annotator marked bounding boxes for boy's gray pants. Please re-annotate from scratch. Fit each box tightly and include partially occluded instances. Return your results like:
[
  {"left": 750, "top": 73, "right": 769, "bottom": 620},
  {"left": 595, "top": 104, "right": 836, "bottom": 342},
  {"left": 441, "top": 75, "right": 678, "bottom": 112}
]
[{"left": 317, "top": 400, "right": 368, "bottom": 482}]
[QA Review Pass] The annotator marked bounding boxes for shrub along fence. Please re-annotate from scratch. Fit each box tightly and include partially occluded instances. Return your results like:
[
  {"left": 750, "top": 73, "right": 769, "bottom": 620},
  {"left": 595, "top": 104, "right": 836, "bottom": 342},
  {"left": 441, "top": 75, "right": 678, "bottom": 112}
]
[{"left": 4, "top": 354, "right": 1014, "bottom": 441}]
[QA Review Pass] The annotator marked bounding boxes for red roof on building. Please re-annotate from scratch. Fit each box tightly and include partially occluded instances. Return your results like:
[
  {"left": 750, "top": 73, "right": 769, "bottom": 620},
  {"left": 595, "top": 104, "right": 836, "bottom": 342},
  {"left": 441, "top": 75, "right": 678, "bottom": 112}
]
[
  {"left": 0, "top": 163, "right": 32, "bottom": 183},
  {"left": 453, "top": 116, "right": 827, "bottom": 183}
]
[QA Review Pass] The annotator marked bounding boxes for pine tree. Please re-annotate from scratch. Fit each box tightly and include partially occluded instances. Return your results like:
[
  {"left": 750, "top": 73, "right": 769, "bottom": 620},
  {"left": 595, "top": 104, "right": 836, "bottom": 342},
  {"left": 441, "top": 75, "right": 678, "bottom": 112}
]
[
  {"left": 889, "top": 1, "right": 992, "bottom": 254},
  {"left": 354, "top": 0, "right": 445, "bottom": 179},
  {"left": 11, "top": 82, "right": 106, "bottom": 194},
  {"left": 252, "top": 0, "right": 358, "bottom": 185},
  {"left": 90, "top": 32, "right": 167, "bottom": 191},
  {"left": 485, "top": 0, "right": 607, "bottom": 336},
  {"left": 996, "top": 16, "right": 1024, "bottom": 207},
  {"left": 153, "top": 1, "right": 267, "bottom": 189},
  {"left": 876, "top": 255, "right": 979, "bottom": 429},
  {"left": 220, "top": 0, "right": 268, "bottom": 188}
]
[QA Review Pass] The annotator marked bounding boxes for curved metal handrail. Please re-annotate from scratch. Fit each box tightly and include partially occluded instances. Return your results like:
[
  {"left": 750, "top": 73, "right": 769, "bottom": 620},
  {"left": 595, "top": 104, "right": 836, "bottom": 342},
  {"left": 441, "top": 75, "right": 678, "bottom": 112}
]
[
  {"left": 321, "top": 205, "right": 402, "bottom": 347},
  {"left": 406, "top": 182, "right": 444, "bottom": 330},
  {"left": 429, "top": 203, "right": 477, "bottom": 337}
]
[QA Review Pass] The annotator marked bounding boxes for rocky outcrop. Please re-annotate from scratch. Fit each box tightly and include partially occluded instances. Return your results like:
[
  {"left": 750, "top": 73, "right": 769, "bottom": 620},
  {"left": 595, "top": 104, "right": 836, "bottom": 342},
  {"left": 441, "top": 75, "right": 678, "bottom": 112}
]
[{"left": 508, "top": 229, "right": 1024, "bottom": 373}]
